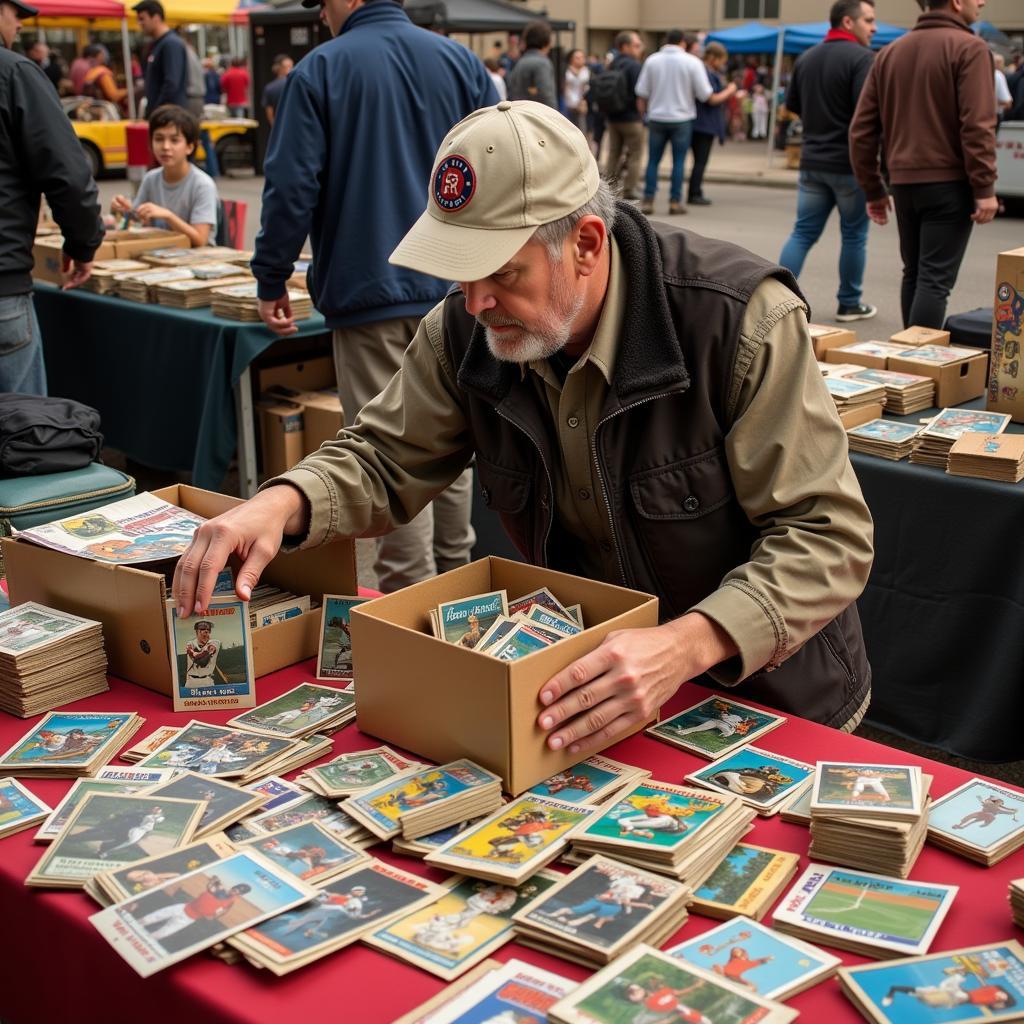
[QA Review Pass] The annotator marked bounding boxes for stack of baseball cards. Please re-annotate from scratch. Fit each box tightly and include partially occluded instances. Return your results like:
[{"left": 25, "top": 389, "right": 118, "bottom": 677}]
[
  {"left": 80, "top": 258, "right": 148, "bottom": 293},
  {"left": 0, "top": 776, "right": 51, "bottom": 838},
  {"left": 688, "top": 842, "right": 801, "bottom": 921},
  {"left": 546, "top": 944, "right": 798, "bottom": 1024},
  {"left": 120, "top": 724, "right": 180, "bottom": 763},
  {"left": 113, "top": 266, "right": 193, "bottom": 301},
  {"left": 845, "top": 419, "right": 924, "bottom": 461},
  {"left": 227, "top": 858, "right": 446, "bottom": 975},
  {"left": 145, "top": 770, "right": 266, "bottom": 838},
  {"left": 1012, "top": 881, "right": 1024, "bottom": 928},
  {"left": 425, "top": 793, "right": 596, "bottom": 885},
  {"left": 824, "top": 375, "right": 887, "bottom": 411},
  {"left": 646, "top": 695, "right": 785, "bottom": 760},
  {"left": 927, "top": 777, "right": 1024, "bottom": 865},
  {"left": 849, "top": 368, "right": 935, "bottom": 413},
  {"left": 510, "top": 854, "right": 692, "bottom": 967},
  {"left": 666, "top": 917, "right": 841, "bottom": 1001},
  {"left": 772, "top": 863, "right": 958, "bottom": 959},
  {"left": 565, "top": 779, "right": 756, "bottom": 885},
  {"left": 227, "top": 682, "right": 355, "bottom": 740},
  {"left": 390, "top": 809, "right": 499, "bottom": 859},
  {"left": 909, "top": 407, "right": 1011, "bottom": 467},
  {"left": 948, "top": 431, "right": 1024, "bottom": 482},
  {"left": 211, "top": 282, "right": 312, "bottom": 322},
  {"left": 527, "top": 754, "right": 650, "bottom": 806},
  {"left": 247, "top": 584, "right": 312, "bottom": 630},
  {"left": 837, "top": 941, "right": 1024, "bottom": 1023},
  {"left": 238, "top": 821, "right": 371, "bottom": 886},
  {"left": 240, "top": 790, "right": 377, "bottom": 849},
  {"left": 807, "top": 761, "right": 930, "bottom": 876},
  {"left": 0, "top": 603, "right": 108, "bottom": 717},
  {"left": 685, "top": 747, "right": 814, "bottom": 817},
  {"left": 364, "top": 870, "right": 561, "bottom": 980},
  {"left": 0, "top": 710, "right": 144, "bottom": 778},
  {"left": 298, "top": 745, "right": 424, "bottom": 798},
  {"left": 342, "top": 759, "right": 503, "bottom": 841}
]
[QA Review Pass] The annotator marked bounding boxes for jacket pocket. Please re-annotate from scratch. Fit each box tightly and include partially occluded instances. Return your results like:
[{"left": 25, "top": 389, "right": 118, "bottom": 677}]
[
  {"left": 475, "top": 454, "right": 534, "bottom": 558},
  {"left": 0, "top": 296, "right": 33, "bottom": 357},
  {"left": 629, "top": 446, "right": 734, "bottom": 521}
]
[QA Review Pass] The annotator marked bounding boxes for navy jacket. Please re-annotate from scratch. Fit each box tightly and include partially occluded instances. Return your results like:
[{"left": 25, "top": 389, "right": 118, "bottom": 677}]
[
  {"left": 144, "top": 30, "right": 188, "bottom": 111},
  {"left": 693, "top": 67, "right": 726, "bottom": 141},
  {"left": 252, "top": 1, "right": 497, "bottom": 328}
]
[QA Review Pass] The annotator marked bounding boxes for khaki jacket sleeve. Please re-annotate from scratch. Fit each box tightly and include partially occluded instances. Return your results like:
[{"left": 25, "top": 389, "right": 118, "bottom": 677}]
[
  {"left": 263, "top": 301, "right": 475, "bottom": 548},
  {"left": 690, "top": 277, "right": 874, "bottom": 684}
]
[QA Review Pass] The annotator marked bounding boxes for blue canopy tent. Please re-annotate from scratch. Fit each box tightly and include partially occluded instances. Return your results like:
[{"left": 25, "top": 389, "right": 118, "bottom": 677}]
[{"left": 705, "top": 20, "right": 907, "bottom": 162}]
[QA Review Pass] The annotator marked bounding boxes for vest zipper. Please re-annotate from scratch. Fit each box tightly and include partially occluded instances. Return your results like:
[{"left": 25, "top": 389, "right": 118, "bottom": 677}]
[
  {"left": 494, "top": 406, "right": 555, "bottom": 566},
  {"left": 593, "top": 392, "right": 677, "bottom": 587}
]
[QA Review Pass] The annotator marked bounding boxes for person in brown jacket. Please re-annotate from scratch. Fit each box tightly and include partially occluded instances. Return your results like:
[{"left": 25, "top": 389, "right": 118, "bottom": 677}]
[{"left": 849, "top": 0, "right": 997, "bottom": 329}]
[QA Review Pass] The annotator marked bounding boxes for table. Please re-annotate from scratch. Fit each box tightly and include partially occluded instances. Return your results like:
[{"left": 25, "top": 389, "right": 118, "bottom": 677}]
[
  {"left": 2, "top": 668, "right": 1022, "bottom": 1024},
  {"left": 32, "top": 284, "right": 329, "bottom": 498}
]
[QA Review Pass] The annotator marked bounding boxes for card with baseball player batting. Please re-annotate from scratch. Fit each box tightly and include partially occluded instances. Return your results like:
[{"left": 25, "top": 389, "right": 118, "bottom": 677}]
[
  {"left": 647, "top": 696, "right": 786, "bottom": 760},
  {"left": 811, "top": 761, "right": 923, "bottom": 821},
  {"left": 227, "top": 682, "right": 355, "bottom": 739}
]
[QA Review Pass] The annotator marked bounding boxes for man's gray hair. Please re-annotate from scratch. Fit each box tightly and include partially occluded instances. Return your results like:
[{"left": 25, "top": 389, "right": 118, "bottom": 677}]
[{"left": 533, "top": 178, "right": 620, "bottom": 261}]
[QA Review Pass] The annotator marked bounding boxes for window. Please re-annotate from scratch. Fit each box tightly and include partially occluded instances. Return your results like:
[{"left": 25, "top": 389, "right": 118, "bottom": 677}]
[{"left": 725, "top": 0, "right": 779, "bottom": 17}]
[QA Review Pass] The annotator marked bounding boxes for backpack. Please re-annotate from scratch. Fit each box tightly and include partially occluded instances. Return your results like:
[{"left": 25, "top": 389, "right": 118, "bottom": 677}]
[{"left": 588, "top": 66, "right": 631, "bottom": 115}]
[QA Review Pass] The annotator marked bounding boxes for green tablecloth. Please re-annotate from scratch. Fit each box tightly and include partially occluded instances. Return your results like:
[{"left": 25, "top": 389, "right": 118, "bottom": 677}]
[{"left": 33, "top": 283, "right": 328, "bottom": 491}]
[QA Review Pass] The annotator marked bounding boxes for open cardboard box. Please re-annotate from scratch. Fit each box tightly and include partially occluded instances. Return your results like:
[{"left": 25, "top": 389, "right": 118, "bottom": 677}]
[
  {"left": 888, "top": 347, "right": 988, "bottom": 408},
  {"left": 350, "top": 556, "right": 659, "bottom": 795},
  {"left": 33, "top": 229, "right": 190, "bottom": 285},
  {"left": 1, "top": 484, "right": 356, "bottom": 697},
  {"left": 890, "top": 326, "right": 950, "bottom": 347},
  {"left": 808, "top": 324, "right": 857, "bottom": 361}
]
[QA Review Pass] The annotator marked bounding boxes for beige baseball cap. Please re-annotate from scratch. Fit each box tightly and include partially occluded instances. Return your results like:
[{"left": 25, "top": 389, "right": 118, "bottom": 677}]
[{"left": 389, "top": 100, "right": 600, "bottom": 283}]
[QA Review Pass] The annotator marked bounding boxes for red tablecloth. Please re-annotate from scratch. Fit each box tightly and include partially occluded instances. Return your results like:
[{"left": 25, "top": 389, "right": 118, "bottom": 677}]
[{"left": 2, "top": 664, "right": 1022, "bottom": 1024}]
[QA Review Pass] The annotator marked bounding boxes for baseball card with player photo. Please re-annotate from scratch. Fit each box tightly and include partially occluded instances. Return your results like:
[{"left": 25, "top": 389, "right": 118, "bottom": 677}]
[
  {"left": 90, "top": 849, "right": 318, "bottom": 977},
  {"left": 27, "top": 791, "right": 206, "bottom": 887},
  {"left": 687, "top": 747, "right": 814, "bottom": 815},
  {"left": 146, "top": 770, "right": 265, "bottom": 838},
  {"left": 120, "top": 724, "right": 181, "bottom": 763},
  {"left": 0, "top": 710, "right": 140, "bottom": 772},
  {"left": 244, "top": 792, "right": 365, "bottom": 841},
  {"left": 436, "top": 590, "right": 509, "bottom": 650},
  {"left": 239, "top": 820, "right": 369, "bottom": 884},
  {"left": 137, "top": 720, "right": 297, "bottom": 779},
  {"left": 811, "top": 761, "right": 922, "bottom": 820},
  {"left": 0, "top": 776, "right": 51, "bottom": 839},
  {"left": 244, "top": 775, "right": 307, "bottom": 812},
  {"left": 364, "top": 871, "right": 561, "bottom": 980},
  {"left": 227, "top": 682, "right": 355, "bottom": 739},
  {"left": 301, "top": 746, "right": 424, "bottom": 798},
  {"left": 666, "top": 917, "right": 841, "bottom": 1001},
  {"left": 528, "top": 754, "right": 650, "bottom": 806},
  {"left": 647, "top": 696, "right": 786, "bottom": 759},
  {"left": 507, "top": 586, "right": 572, "bottom": 619},
  {"left": 927, "top": 778, "right": 1024, "bottom": 863},
  {"left": 229, "top": 859, "right": 446, "bottom": 975},
  {"left": 546, "top": 943, "right": 798, "bottom": 1024},
  {"left": 315, "top": 595, "right": 369, "bottom": 680},
  {"left": 167, "top": 598, "right": 255, "bottom": 713},
  {"left": 837, "top": 941, "right": 1024, "bottom": 1024}
]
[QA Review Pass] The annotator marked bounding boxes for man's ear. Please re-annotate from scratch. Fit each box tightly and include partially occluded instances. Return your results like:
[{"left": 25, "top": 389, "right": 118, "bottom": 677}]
[{"left": 574, "top": 214, "right": 607, "bottom": 277}]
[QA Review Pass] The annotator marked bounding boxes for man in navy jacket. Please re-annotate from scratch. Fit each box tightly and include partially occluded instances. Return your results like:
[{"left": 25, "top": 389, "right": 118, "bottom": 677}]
[{"left": 252, "top": 0, "right": 496, "bottom": 593}]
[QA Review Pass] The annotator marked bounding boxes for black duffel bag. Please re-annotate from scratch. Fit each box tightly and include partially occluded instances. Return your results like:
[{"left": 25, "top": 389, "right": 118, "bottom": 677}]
[{"left": 0, "top": 394, "right": 103, "bottom": 476}]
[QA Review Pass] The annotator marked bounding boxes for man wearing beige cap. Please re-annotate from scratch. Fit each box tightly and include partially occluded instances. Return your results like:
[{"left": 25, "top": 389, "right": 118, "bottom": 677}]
[{"left": 175, "top": 101, "right": 874, "bottom": 751}]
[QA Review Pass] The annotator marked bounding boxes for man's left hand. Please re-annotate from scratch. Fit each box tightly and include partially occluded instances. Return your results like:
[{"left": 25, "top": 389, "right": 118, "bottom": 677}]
[
  {"left": 61, "top": 257, "right": 93, "bottom": 290},
  {"left": 536, "top": 613, "right": 738, "bottom": 756}
]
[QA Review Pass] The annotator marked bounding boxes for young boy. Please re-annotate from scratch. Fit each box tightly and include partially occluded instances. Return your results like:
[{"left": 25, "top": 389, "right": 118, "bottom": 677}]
[{"left": 111, "top": 104, "right": 218, "bottom": 247}]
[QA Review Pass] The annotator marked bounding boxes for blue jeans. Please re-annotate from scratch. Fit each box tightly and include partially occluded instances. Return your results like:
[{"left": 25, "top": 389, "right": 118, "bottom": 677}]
[
  {"left": 779, "top": 169, "right": 869, "bottom": 308},
  {"left": 644, "top": 120, "right": 694, "bottom": 203},
  {"left": 0, "top": 294, "right": 46, "bottom": 395}
]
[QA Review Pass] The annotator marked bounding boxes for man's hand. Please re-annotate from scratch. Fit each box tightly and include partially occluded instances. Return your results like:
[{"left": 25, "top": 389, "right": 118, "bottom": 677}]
[
  {"left": 866, "top": 197, "right": 890, "bottom": 226},
  {"left": 61, "top": 257, "right": 93, "bottom": 290},
  {"left": 971, "top": 195, "right": 998, "bottom": 224},
  {"left": 172, "top": 484, "right": 309, "bottom": 617},
  {"left": 259, "top": 294, "right": 298, "bottom": 336},
  {"left": 536, "top": 613, "right": 738, "bottom": 755}
]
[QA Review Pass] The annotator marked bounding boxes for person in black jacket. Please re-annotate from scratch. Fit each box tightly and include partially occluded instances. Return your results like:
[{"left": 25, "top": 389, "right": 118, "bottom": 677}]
[
  {"left": 0, "top": 0, "right": 103, "bottom": 395},
  {"left": 134, "top": 0, "right": 187, "bottom": 112},
  {"left": 779, "top": 0, "right": 878, "bottom": 323}
]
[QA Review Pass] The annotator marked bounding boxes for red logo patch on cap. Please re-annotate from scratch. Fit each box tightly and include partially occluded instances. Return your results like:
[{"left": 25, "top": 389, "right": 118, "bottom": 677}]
[{"left": 433, "top": 154, "right": 476, "bottom": 213}]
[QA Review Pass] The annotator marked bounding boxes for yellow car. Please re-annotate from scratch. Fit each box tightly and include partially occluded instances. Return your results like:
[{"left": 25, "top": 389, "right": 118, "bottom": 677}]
[{"left": 63, "top": 98, "right": 257, "bottom": 177}]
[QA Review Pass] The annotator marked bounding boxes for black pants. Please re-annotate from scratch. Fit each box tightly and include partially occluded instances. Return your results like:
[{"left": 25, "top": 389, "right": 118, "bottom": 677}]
[
  {"left": 688, "top": 131, "right": 715, "bottom": 200},
  {"left": 891, "top": 181, "right": 975, "bottom": 329}
]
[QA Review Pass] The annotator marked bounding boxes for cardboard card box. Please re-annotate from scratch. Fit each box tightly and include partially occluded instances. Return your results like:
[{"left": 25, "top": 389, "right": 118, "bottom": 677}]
[
  {"left": 258, "top": 399, "right": 305, "bottom": 478},
  {"left": 987, "top": 247, "right": 1024, "bottom": 423},
  {"left": 350, "top": 556, "right": 659, "bottom": 795},
  {"left": 268, "top": 386, "right": 344, "bottom": 452},
  {"left": 1, "top": 484, "right": 356, "bottom": 697},
  {"left": 33, "top": 230, "right": 190, "bottom": 285},
  {"left": 889, "top": 347, "right": 988, "bottom": 408},
  {"left": 891, "top": 326, "right": 950, "bottom": 347},
  {"left": 838, "top": 401, "right": 885, "bottom": 431},
  {"left": 256, "top": 356, "right": 335, "bottom": 396},
  {"left": 808, "top": 324, "right": 857, "bottom": 360},
  {"left": 826, "top": 341, "right": 908, "bottom": 371}
]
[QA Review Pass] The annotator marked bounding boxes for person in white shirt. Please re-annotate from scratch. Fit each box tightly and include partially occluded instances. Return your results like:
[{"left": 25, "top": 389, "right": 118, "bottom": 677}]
[
  {"left": 483, "top": 56, "right": 507, "bottom": 102},
  {"left": 563, "top": 48, "right": 590, "bottom": 134},
  {"left": 995, "top": 54, "right": 1012, "bottom": 117},
  {"left": 636, "top": 29, "right": 736, "bottom": 215}
]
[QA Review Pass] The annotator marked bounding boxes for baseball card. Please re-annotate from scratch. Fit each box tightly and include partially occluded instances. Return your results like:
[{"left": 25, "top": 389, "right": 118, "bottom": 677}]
[
  {"left": 489, "top": 622, "right": 554, "bottom": 661},
  {"left": 315, "top": 595, "right": 369, "bottom": 680},
  {"left": 120, "top": 724, "right": 180, "bottom": 763},
  {"left": 227, "top": 682, "right": 354, "bottom": 738},
  {"left": 302, "top": 746, "right": 423, "bottom": 798},
  {"left": 146, "top": 770, "right": 265, "bottom": 838},
  {"left": 0, "top": 776, "right": 51, "bottom": 838},
  {"left": 239, "top": 820, "right": 369, "bottom": 884},
  {"left": 811, "top": 761, "right": 922, "bottom": 819},
  {"left": 436, "top": 590, "right": 509, "bottom": 649},
  {"left": 687, "top": 747, "right": 814, "bottom": 814},
  {"left": 0, "top": 711, "right": 138, "bottom": 772},
  {"left": 927, "top": 778, "right": 1024, "bottom": 854},
  {"left": 137, "top": 720, "right": 296, "bottom": 778},
  {"left": 0, "top": 601, "right": 97, "bottom": 655},
  {"left": 90, "top": 849, "right": 317, "bottom": 977},
  {"left": 166, "top": 598, "right": 255, "bottom": 713},
  {"left": 35, "top": 775, "right": 172, "bottom": 843},
  {"left": 647, "top": 696, "right": 786, "bottom": 759},
  {"left": 528, "top": 754, "right": 649, "bottom": 806},
  {"left": 244, "top": 792, "right": 364, "bottom": 840},
  {"left": 507, "top": 586, "right": 572, "bottom": 619},
  {"left": 244, "top": 775, "right": 306, "bottom": 812},
  {"left": 689, "top": 842, "right": 802, "bottom": 921},
  {"left": 922, "top": 408, "right": 1011, "bottom": 441},
  {"left": 520, "top": 604, "right": 582, "bottom": 637},
  {"left": 475, "top": 616, "right": 519, "bottom": 654}
]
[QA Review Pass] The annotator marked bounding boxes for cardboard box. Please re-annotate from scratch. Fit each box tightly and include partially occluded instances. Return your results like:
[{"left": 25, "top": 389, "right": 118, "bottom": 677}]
[
  {"left": 825, "top": 341, "right": 910, "bottom": 371},
  {"left": 838, "top": 401, "right": 885, "bottom": 430},
  {"left": 889, "top": 347, "right": 988, "bottom": 408},
  {"left": 268, "top": 386, "right": 344, "bottom": 451},
  {"left": 1, "top": 484, "right": 356, "bottom": 697},
  {"left": 350, "top": 557, "right": 659, "bottom": 795},
  {"left": 808, "top": 324, "right": 857, "bottom": 361},
  {"left": 256, "top": 356, "right": 335, "bottom": 395},
  {"left": 987, "top": 247, "right": 1024, "bottom": 423},
  {"left": 258, "top": 399, "right": 305, "bottom": 478},
  {"left": 891, "top": 326, "right": 950, "bottom": 347},
  {"left": 32, "top": 230, "right": 190, "bottom": 285}
]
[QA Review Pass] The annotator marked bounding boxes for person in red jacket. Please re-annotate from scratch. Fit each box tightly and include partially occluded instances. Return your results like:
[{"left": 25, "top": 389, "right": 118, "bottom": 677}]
[{"left": 219, "top": 55, "right": 250, "bottom": 117}]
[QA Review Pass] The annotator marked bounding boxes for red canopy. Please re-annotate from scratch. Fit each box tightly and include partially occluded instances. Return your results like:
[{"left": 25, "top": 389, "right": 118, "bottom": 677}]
[{"left": 26, "top": 0, "right": 126, "bottom": 16}]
